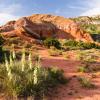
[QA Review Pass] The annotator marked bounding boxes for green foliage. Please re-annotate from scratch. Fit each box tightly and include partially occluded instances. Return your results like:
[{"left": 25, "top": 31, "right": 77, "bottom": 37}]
[
  {"left": 64, "top": 40, "right": 100, "bottom": 50},
  {"left": 81, "top": 24, "right": 97, "bottom": 34},
  {"left": 0, "top": 49, "right": 67, "bottom": 98},
  {"left": 0, "top": 35, "right": 4, "bottom": 45},
  {"left": 0, "top": 35, "right": 5, "bottom": 62},
  {"left": 43, "top": 38, "right": 61, "bottom": 49},
  {"left": 77, "top": 64, "right": 91, "bottom": 73},
  {"left": 78, "top": 77, "right": 95, "bottom": 89}
]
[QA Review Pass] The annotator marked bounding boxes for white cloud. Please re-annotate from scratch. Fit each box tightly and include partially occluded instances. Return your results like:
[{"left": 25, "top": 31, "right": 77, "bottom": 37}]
[
  {"left": 0, "top": 4, "right": 22, "bottom": 14},
  {"left": 0, "top": 13, "right": 19, "bottom": 25},
  {"left": 0, "top": 4, "right": 22, "bottom": 25},
  {"left": 80, "top": 0, "right": 100, "bottom": 16},
  {"left": 68, "top": 5, "right": 86, "bottom": 10},
  {"left": 81, "top": 8, "right": 100, "bottom": 16}
]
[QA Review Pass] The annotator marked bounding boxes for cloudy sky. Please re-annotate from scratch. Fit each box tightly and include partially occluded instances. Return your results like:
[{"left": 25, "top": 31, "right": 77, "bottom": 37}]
[{"left": 0, "top": 0, "right": 100, "bottom": 25}]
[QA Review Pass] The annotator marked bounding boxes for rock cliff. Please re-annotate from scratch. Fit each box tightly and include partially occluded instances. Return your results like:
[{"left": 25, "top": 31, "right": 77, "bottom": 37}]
[{"left": 0, "top": 14, "right": 94, "bottom": 43}]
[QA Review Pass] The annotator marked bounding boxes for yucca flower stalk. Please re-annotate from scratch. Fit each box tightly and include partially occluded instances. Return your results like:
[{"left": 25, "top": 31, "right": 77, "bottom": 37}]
[
  {"left": 34, "top": 55, "right": 42, "bottom": 85},
  {"left": 7, "top": 69, "right": 12, "bottom": 80},
  {"left": 4, "top": 54, "right": 9, "bottom": 72},
  {"left": 12, "top": 46, "right": 16, "bottom": 60},
  {"left": 35, "top": 55, "right": 41, "bottom": 68},
  {"left": 4, "top": 54, "right": 12, "bottom": 80},
  {"left": 28, "top": 52, "right": 32, "bottom": 69},
  {"left": 21, "top": 48, "right": 26, "bottom": 71},
  {"left": 34, "top": 66, "right": 38, "bottom": 84},
  {"left": 9, "top": 53, "right": 13, "bottom": 67}
]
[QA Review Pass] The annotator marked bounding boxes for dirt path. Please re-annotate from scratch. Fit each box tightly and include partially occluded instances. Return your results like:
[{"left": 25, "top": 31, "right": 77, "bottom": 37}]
[
  {"left": 40, "top": 58, "right": 100, "bottom": 100},
  {"left": 36, "top": 48, "right": 100, "bottom": 100}
]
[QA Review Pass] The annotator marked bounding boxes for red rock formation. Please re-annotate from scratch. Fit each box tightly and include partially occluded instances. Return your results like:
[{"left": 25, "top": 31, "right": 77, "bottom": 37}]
[{"left": 0, "top": 14, "right": 94, "bottom": 43}]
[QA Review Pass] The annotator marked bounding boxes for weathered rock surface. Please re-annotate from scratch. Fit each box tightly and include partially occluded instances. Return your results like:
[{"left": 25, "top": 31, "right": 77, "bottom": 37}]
[{"left": 0, "top": 14, "right": 94, "bottom": 43}]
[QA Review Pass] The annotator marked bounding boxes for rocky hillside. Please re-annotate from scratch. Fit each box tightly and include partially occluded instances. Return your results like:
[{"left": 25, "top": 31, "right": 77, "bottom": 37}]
[
  {"left": 71, "top": 15, "right": 100, "bottom": 34},
  {"left": 71, "top": 15, "right": 100, "bottom": 42},
  {"left": 0, "top": 14, "right": 93, "bottom": 43}
]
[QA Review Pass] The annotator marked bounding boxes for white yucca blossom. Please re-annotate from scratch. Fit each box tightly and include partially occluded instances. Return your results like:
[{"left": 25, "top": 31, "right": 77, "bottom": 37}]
[
  {"left": 21, "top": 48, "right": 26, "bottom": 71},
  {"left": 34, "top": 67, "right": 38, "bottom": 84},
  {"left": 28, "top": 52, "right": 32, "bottom": 69},
  {"left": 36, "top": 55, "right": 41, "bottom": 68},
  {"left": 10, "top": 53, "right": 13, "bottom": 67},
  {"left": 11, "top": 44, "right": 16, "bottom": 60},
  {"left": 4, "top": 54, "right": 9, "bottom": 72},
  {"left": 5, "top": 54, "right": 12, "bottom": 80},
  {"left": 8, "top": 69, "right": 12, "bottom": 80},
  {"left": 12, "top": 49, "right": 16, "bottom": 60}
]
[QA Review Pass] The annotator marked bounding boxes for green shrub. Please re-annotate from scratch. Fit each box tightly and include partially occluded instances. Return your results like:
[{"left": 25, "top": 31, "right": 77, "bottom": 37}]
[
  {"left": 64, "top": 40, "right": 78, "bottom": 47},
  {"left": 64, "top": 40, "right": 100, "bottom": 50},
  {"left": 43, "top": 38, "right": 61, "bottom": 49},
  {"left": 0, "top": 35, "right": 5, "bottom": 62},
  {"left": 78, "top": 77, "right": 95, "bottom": 89},
  {"left": 77, "top": 65, "right": 91, "bottom": 73}
]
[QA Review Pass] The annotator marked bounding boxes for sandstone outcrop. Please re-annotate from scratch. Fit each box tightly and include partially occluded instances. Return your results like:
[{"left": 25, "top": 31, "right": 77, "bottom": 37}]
[{"left": 0, "top": 14, "right": 94, "bottom": 43}]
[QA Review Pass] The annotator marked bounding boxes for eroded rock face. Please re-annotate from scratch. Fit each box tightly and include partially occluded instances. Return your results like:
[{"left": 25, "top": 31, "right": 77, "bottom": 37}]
[
  {"left": 0, "top": 14, "right": 94, "bottom": 43},
  {"left": 0, "top": 21, "right": 15, "bottom": 32}
]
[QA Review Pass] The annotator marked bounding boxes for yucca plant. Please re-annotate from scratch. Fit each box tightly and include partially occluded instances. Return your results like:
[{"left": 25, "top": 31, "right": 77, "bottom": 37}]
[
  {"left": 0, "top": 48, "right": 67, "bottom": 100},
  {"left": 4, "top": 54, "right": 12, "bottom": 80}
]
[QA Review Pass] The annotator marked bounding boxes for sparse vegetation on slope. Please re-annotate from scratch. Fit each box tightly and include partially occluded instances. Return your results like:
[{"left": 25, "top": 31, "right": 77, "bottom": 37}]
[{"left": 63, "top": 40, "right": 100, "bottom": 50}]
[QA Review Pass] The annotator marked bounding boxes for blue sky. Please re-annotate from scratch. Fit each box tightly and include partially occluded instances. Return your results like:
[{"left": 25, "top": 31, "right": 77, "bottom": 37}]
[{"left": 0, "top": 0, "right": 100, "bottom": 25}]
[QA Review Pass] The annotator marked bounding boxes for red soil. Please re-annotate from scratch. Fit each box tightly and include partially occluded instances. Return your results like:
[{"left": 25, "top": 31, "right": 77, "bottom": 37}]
[{"left": 37, "top": 48, "right": 100, "bottom": 100}]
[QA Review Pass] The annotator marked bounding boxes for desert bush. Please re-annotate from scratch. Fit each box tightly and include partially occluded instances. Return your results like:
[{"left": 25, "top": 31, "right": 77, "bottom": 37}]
[
  {"left": 43, "top": 38, "right": 61, "bottom": 49},
  {"left": 64, "top": 39, "right": 100, "bottom": 50},
  {"left": 0, "top": 48, "right": 67, "bottom": 99},
  {"left": 77, "top": 64, "right": 91, "bottom": 73},
  {"left": 0, "top": 35, "right": 5, "bottom": 62},
  {"left": 78, "top": 77, "right": 95, "bottom": 88},
  {"left": 64, "top": 40, "right": 78, "bottom": 47},
  {"left": 48, "top": 46, "right": 62, "bottom": 56},
  {"left": 76, "top": 49, "right": 99, "bottom": 62}
]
